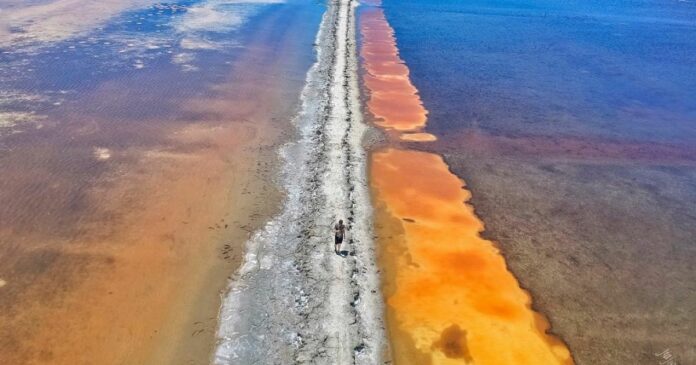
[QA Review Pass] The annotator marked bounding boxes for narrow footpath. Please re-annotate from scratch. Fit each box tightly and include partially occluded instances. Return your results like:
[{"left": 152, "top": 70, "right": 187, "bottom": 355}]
[{"left": 213, "top": 1, "right": 386, "bottom": 364}]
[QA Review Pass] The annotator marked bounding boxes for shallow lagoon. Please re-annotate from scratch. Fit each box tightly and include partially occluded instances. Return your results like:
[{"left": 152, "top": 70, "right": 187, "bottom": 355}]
[{"left": 379, "top": 0, "right": 696, "bottom": 363}]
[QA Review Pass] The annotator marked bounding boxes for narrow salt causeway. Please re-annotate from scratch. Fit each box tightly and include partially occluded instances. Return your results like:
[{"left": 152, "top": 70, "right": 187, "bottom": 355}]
[
  {"left": 360, "top": 2, "right": 573, "bottom": 364},
  {"left": 213, "top": 1, "right": 385, "bottom": 364}
]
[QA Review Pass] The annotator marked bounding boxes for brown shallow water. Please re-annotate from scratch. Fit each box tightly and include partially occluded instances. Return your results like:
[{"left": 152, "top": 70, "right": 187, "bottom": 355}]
[
  {"left": 367, "top": 0, "right": 696, "bottom": 363},
  {"left": 1, "top": 120, "right": 275, "bottom": 365},
  {"left": 440, "top": 152, "right": 696, "bottom": 364},
  {"left": 0, "top": 5, "right": 314, "bottom": 364},
  {"left": 360, "top": 3, "right": 572, "bottom": 364}
]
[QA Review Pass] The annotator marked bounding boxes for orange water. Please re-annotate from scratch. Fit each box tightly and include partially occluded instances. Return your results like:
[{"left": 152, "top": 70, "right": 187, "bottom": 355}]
[
  {"left": 371, "top": 149, "right": 572, "bottom": 364},
  {"left": 360, "top": 8, "right": 428, "bottom": 132},
  {"left": 361, "top": 4, "right": 573, "bottom": 364},
  {"left": 399, "top": 132, "right": 437, "bottom": 142}
]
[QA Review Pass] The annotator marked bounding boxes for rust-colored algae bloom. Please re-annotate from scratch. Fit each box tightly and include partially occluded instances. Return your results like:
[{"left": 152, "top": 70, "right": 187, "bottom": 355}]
[
  {"left": 371, "top": 149, "right": 572, "bottom": 364},
  {"left": 360, "top": 7, "right": 428, "bottom": 132},
  {"left": 361, "top": 2, "right": 573, "bottom": 364},
  {"left": 400, "top": 132, "right": 437, "bottom": 142}
]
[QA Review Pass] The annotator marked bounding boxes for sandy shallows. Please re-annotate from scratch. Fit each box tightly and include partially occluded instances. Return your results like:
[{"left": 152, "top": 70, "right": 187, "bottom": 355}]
[
  {"left": 360, "top": 2, "right": 572, "bottom": 364},
  {"left": 0, "top": 117, "right": 279, "bottom": 365},
  {"left": 0, "top": 5, "right": 317, "bottom": 365}
]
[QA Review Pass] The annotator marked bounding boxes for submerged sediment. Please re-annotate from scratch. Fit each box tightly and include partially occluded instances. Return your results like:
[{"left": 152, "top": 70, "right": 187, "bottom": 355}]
[
  {"left": 360, "top": 2, "right": 573, "bottom": 364},
  {"left": 213, "top": 0, "right": 386, "bottom": 363}
]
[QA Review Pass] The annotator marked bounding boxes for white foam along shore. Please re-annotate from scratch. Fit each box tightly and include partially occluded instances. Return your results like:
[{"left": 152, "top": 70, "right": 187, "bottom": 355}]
[{"left": 213, "top": 0, "right": 387, "bottom": 363}]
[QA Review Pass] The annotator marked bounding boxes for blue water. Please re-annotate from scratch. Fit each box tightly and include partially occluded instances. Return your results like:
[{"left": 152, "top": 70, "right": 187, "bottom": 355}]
[
  {"left": 0, "top": 0, "right": 304, "bottom": 127},
  {"left": 0, "top": 0, "right": 323, "bottom": 236},
  {"left": 382, "top": 0, "right": 696, "bottom": 144}
]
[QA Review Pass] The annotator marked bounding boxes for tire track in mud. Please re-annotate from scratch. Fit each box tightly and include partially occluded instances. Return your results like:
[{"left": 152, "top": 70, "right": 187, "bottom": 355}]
[{"left": 213, "top": 1, "right": 386, "bottom": 364}]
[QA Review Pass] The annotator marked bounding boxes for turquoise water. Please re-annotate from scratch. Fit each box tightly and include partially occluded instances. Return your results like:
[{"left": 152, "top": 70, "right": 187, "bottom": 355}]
[{"left": 382, "top": 0, "right": 696, "bottom": 144}]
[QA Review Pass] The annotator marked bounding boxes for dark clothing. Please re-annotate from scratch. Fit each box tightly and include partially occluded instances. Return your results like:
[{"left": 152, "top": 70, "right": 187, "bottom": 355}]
[{"left": 334, "top": 222, "right": 345, "bottom": 245}]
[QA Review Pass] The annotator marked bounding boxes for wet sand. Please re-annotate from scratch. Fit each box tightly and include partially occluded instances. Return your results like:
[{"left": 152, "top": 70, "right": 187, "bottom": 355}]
[
  {"left": 360, "top": 3, "right": 572, "bottom": 364},
  {"left": 0, "top": 4, "right": 317, "bottom": 364}
]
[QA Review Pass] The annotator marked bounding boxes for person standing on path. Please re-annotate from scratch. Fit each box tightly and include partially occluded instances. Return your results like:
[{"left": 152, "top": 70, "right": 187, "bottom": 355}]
[{"left": 334, "top": 219, "right": 346, "bottom": 254}]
